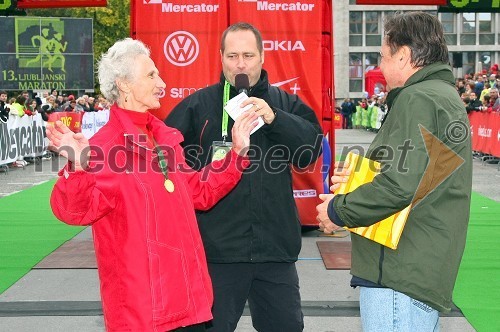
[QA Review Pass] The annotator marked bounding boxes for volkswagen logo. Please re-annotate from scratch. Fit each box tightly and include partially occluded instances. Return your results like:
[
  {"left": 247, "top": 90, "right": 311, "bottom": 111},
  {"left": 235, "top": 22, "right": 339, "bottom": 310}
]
[{"left": 164, "top": 31, "right": 199, "bottom": 67}]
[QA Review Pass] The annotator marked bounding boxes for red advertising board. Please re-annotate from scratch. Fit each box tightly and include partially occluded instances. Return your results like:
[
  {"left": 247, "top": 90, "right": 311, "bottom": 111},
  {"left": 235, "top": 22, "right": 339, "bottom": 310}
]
[
  {"left": 365, "top": 67, "right": 386, "bottom": 97},
  {"left": 229, "top": 0, "right": 323, "bottom": 126},
  {"left": 229, "top": 0, "right": 326, "bottom": 226},
  {"left": 47, "top": 112, "right": 83, "bottom": 133},
  {"left": 131, "top": 0, "right": 333, "bottom": 226},
  {"left": 131, "top": 0, "right": 228, "bottom": 120},
  {"left": 469, "top": 112, "right": 500, "bottom": 157}
]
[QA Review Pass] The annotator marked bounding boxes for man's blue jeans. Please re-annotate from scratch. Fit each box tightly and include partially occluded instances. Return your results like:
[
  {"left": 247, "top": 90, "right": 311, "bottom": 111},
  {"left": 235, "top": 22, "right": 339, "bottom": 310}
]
[{"left": 360, "top": 287, "right": 439, "bottom": 332}]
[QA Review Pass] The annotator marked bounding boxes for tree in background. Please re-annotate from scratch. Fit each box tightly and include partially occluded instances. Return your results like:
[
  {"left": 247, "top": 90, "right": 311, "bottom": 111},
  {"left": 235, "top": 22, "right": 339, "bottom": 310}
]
[{"left": 26, "top": 0, "right": 130, "bottom": 92}]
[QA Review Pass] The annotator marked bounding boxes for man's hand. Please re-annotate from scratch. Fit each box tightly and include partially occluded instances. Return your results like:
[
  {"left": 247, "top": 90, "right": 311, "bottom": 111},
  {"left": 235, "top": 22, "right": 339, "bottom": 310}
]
[
  {"left": 316, "top": 194, "right": 341, "bottom": 234},
  {"left": 241, "top": 97, "right": 275, "bottom": 125},
  {"left": 330, "top": 161, "right": 350, "bottom": 193},
  {"left": 231, "top": 110, "right": 259, "bottom": 156}
]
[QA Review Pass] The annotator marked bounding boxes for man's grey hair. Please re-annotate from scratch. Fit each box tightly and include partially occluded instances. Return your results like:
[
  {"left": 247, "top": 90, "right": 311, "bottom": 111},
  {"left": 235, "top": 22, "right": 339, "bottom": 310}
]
[
  {"left": 384, "top": 11, "right": 449, "bottom": 68},
  {"left": 98, "top": 38, "right": 150, "bottom": 103}
]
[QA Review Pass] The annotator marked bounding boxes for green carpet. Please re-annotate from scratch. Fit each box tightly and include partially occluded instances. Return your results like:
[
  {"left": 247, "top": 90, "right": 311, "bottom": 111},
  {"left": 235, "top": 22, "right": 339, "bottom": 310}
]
[
  {"left": 454, "top": 192, "right": 500, "bottom": 332},
  {"left": 0, "top": 180, "right": 84, "bottom": 294}
]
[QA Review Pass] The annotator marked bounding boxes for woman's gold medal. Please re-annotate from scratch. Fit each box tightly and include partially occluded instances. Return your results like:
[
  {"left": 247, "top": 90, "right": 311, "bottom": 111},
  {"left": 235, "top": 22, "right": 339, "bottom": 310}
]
[{"left": 164, "top": 179, "right": 175, "bottom": 193}]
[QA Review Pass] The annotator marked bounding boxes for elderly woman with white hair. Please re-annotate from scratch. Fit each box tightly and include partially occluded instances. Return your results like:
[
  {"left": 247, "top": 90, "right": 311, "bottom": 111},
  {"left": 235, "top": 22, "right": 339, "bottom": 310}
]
[{"left": 47, "top": 38, "right": 258, "bottom": 332}]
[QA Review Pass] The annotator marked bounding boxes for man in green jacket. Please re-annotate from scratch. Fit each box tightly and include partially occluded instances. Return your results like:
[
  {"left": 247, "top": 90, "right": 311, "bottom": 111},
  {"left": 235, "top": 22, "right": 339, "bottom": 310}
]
[{"left": 317, "top": 12, "right": 472, "bottom": 331}]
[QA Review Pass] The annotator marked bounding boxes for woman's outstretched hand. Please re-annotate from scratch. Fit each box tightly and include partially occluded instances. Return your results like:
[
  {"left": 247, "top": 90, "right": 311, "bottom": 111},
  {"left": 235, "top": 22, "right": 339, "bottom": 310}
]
[
  {"left": 47, "top": 120, "right": 90, "bottom": 171},
  {"left": 231, "top": 110, "right": 259, "bottom": 156}
]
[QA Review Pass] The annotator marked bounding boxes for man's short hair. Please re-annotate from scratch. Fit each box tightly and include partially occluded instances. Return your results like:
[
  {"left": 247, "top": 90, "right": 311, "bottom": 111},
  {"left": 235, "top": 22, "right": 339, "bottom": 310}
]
[{"left": 220, "top": 22, "right": 263, "bottom": 55}]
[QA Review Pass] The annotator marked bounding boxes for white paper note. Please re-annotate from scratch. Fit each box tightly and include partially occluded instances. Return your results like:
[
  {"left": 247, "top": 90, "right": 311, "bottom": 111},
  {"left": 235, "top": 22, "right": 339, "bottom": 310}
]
[{"left": 224, "top": 92, "right": 264, "bottom": 134}]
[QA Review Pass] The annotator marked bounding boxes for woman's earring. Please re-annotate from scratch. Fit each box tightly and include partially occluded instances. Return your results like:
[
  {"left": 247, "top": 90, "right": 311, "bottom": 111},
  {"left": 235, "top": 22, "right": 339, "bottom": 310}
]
[{"left": 125, "top": 94, "right": 128, "bottom": 102}]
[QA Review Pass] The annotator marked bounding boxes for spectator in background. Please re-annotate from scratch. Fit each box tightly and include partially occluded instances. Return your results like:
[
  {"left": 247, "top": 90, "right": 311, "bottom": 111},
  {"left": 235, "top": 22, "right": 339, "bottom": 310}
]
[
  {"left": 482, "top": 95, "right": 491, "bottom": 112},
  {"left": 0, "top": 90, "right": 10, "bottom": 123},
  {"left": 61, "top": 94, "right": 73, "bottom": 110},
  {"left": 466, "top": 92, "right": 483, "bottom": 113},
  {"left": 465, "top": 82, "right": 475, "bottom": 95},
  {"left": 21, "top": 90, "right": 30, "bottom": 100},
  {"left": 358, "top": 97, "right": 368, "bottom": 110},
  {"left": 475, "top": 75, "right": 484, "bottom": 97},
  {"left": 97, "top": 95, "right": 110, "bottom": 110},
  {"left": 375, "top": 96, "right": 387, "bottom": 131},
  {"left": 479, "top": 82, "right": 490, "bottom": 102},
  {"left": 488, "top": 88, "right": 500, "bottom": 112},
  {"left": 40, "top": 94, "right": 55, "bottom": 113},
  {"left": 10, "top": 95, "right": 27, "bottom": 117},
  {"left": 40, "top": 91, "right": 49, "bottom": 104},
  {"left": 10, "top": 95, "right": 30, "bottom": 167},
  {"left": 42, "top": 95, "right": 57, "bottom": 112},
  {"left": 24, "top": 98, "right": 38, "bottom": 116},
  {"left": 55, "top": 95, "right": 65, "bottom": 112},
  {"left": 64, "top": 99, "right": 77, "bottom": 112},
  {"left": 87, "top": 96, "right": 97, "bottom": 112},
  {"left": 456, "top": 79, "right": 465, "bottom": 96},
  {"left": 460, "top": 92, "right": 470, "bottom": 106},
  {"left": 340, "top": 98, "right": 355, "bottom": 129},
  {"left": 488, "top": 74, "right": 496, "bottom": 87},
  {"left": 75, "top": 97, "right": 90, "bottom": 113}
]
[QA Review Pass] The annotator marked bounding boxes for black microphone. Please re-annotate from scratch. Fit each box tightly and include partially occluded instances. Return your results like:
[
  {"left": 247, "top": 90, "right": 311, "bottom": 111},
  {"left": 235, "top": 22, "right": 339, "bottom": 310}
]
[{"left": 235, "top": 73, "right": 250, "bottom": 95}]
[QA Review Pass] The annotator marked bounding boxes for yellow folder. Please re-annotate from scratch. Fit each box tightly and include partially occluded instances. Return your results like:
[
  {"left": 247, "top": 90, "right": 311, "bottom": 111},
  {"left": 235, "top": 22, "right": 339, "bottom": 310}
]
[{"left": 334, "top": 152, "right": 411, "bottom": 249}]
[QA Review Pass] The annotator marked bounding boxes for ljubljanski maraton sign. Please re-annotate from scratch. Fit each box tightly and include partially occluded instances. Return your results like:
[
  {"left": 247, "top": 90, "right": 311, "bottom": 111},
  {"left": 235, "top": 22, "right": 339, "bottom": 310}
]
[
  {"left": 0, "top": 17, "right": 94, "bottom": 90},
  {"left": 439, "top": 0, "right": 500, "bottom": 12}
]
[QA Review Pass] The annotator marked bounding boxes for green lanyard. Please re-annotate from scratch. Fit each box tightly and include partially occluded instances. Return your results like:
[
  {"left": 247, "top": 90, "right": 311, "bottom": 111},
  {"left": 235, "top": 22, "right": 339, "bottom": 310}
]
[{"left": 222, "top": 80, "right": 231, "bottom": 142}]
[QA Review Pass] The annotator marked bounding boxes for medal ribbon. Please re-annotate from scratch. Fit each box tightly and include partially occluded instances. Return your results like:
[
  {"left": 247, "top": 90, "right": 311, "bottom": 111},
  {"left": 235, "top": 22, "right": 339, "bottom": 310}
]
[{"left": 152, "top": 137, "right": 174, "bottom": 192}]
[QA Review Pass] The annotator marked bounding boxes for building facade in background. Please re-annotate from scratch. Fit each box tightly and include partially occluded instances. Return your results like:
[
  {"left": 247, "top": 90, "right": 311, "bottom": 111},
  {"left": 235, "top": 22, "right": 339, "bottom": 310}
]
[{"left": 334, "top": 0, "right": 500, "bottom": 101}]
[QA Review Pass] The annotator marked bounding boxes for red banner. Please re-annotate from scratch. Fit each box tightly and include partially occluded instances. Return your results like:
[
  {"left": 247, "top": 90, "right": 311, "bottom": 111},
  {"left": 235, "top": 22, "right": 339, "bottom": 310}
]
[
  {"left": 365, "top": 67, "right": 386, "bottom": 97},
  {"left": 47, "top": 112, "right": 83, "bottom": 133},
  {"left": 131, "top": 0, "right": 228, "bottom": 120},
  {"left": 229, "top": 0, "right": 323, "bottom": 127},
  {"left": 469, "top": 112, "right": 500, "bottom": 157},
  {"left": 333, "top": 113, "right": 342, "bottom": 129},
  {"left": 131, "top": 0, "right": 333, "bottom": 226},
  {"left": 229, "top": 0, "right": 327, "bottom": 226}
]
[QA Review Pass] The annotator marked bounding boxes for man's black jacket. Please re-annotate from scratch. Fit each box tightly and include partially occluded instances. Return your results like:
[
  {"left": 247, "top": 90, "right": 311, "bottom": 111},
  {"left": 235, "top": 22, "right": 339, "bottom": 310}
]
[{"left": 166, "top": 70, "right": 322, "bottom": 263}]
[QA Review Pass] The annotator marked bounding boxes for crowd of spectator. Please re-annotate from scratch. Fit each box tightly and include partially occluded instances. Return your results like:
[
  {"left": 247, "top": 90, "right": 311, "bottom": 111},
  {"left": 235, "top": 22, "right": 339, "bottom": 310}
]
[
  {"left": 3, "top": 66, "right": 499, "bottom": 168},
  {"left": 336, "top": 64, "right": 500, "bottom": 132},
  {"left": 336, "top": 92, "right": 387, "bottom": 132},
  {"left": 0, "top": 88, "right": 111, "bottom": 125},
  {"left": 0, "top": 89, "right": 110, "bottom": 168},
  {"left": 458, "top": 67, "right": 500, "bottom": 113}
]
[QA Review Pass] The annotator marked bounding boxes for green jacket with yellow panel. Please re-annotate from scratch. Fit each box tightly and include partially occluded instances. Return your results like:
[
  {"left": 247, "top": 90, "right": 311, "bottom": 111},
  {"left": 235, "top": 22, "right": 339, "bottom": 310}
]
[{"left": 328, "top": 62, "right": 472, "bottom": 312}]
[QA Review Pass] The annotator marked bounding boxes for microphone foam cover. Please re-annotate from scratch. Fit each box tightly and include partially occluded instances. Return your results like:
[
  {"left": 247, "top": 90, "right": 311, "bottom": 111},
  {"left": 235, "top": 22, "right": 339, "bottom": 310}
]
[{"left": 235, "top": 73, "right": 250, "bottom": 92}]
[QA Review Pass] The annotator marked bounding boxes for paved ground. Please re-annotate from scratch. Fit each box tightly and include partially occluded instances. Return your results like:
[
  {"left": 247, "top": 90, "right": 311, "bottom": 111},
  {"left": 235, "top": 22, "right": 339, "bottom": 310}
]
[{"left": 1, "top": 128, "right": 497, "bottom": 331}]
